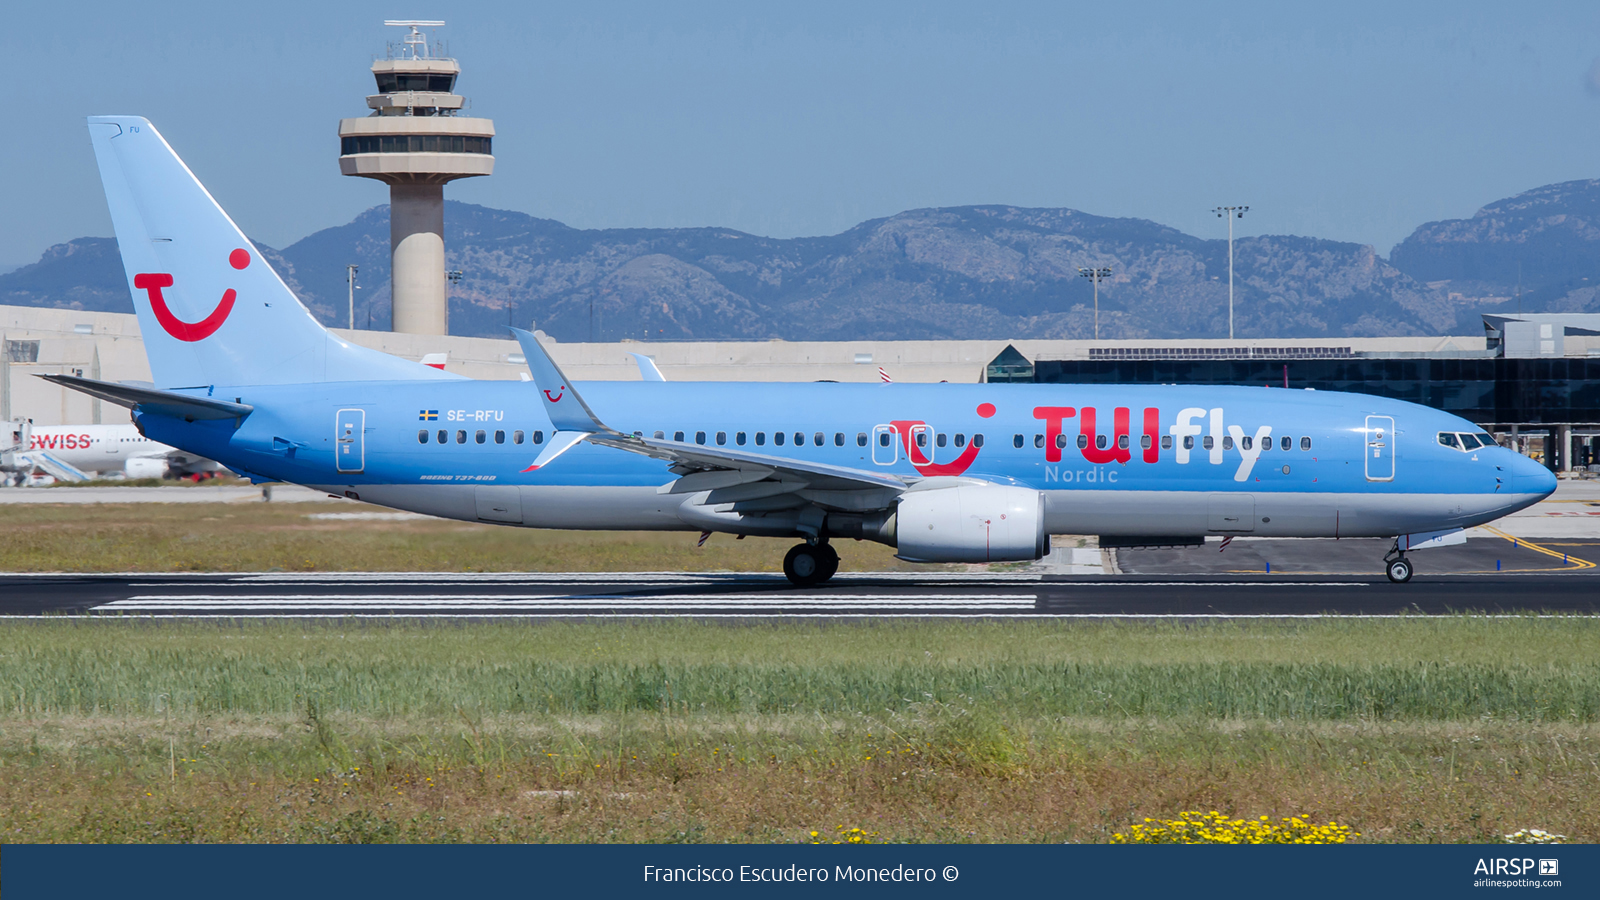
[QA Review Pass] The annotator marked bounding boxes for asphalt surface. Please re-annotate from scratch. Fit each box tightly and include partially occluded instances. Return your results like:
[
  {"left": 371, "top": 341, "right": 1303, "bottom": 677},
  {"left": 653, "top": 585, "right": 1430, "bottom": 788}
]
[{"left": 2, "top": 563, "right": 1597, "bottom": 619}]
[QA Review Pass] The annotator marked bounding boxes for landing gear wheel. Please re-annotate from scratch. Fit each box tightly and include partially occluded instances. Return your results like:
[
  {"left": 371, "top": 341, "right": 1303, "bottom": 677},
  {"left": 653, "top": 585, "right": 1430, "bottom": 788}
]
[
  {"left": 1385, "top": 557, "right": 1414, "bottom": 584},
  {"left": 815, "top": 543, "right": 840, "bottom": 582},
  {"left": 783, "top": 543, "right": 836, "bottom": 587}
]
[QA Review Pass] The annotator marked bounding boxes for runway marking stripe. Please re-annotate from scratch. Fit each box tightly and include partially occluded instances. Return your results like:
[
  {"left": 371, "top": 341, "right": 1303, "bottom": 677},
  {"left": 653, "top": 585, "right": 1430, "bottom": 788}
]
[
  {"left": 116, "top": 593, "right": 1034, "bottom": 602},
  {"left": 9, "top": 608, "right": 1587, "bottom": 614}
]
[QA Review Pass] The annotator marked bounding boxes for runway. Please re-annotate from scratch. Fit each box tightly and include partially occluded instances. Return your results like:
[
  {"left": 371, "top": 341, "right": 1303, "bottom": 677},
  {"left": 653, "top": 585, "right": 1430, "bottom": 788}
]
[{"left": 3, "top": 568, "right": 1598, "bottom": 618}]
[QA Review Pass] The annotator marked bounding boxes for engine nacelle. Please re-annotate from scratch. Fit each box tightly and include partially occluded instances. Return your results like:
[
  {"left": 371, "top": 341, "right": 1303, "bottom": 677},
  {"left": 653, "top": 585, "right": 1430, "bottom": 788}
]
[
  {"left": 894, "top": 484, "right": 1048, "bottom": 563},
  {"left": 124, "top": 457, "right": 168, "bottom": 480}
]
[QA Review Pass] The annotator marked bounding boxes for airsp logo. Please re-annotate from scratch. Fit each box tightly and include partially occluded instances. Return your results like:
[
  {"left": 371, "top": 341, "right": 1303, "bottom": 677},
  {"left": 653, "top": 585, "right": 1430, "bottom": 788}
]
[{"left": 1473, "top": 858, "right": 1547, "bottom": 876}]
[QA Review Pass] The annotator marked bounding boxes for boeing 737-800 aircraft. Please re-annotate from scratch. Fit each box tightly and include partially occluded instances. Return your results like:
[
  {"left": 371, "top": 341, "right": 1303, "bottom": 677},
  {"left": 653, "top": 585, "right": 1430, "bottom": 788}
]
[{"left": 49, "top": 117, "right": 1557, "bottom": 585}]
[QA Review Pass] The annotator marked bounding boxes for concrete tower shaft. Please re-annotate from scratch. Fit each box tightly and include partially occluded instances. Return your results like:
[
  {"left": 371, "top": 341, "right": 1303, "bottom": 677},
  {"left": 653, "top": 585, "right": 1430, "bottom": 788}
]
[{"left": 338, "top": 21, "right": 494, "bottom": 335}]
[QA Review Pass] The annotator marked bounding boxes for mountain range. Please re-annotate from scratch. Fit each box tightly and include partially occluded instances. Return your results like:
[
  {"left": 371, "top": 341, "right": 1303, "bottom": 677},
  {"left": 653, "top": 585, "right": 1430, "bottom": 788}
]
[{"left": 7, "top": 179, "right": 1600, "bottom": 342}]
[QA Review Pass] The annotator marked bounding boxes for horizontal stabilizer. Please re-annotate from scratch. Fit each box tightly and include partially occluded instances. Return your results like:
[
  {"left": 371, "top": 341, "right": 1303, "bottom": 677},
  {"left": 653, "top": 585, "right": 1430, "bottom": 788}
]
[{"left": 39, "top": 374, "right": 253, "bottom": 421}]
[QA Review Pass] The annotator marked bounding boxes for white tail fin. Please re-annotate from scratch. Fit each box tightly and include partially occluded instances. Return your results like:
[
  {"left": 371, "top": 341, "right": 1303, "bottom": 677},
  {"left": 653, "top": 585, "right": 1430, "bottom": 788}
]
[{"left": 87, "top": 116, "right": 454, "bottom": 388}]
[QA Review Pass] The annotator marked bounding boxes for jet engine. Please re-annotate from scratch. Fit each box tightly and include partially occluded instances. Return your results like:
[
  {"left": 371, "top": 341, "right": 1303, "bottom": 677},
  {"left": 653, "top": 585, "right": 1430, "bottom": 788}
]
[
  {"left": 893, "top": 484, "right": 1048, "bottom": 563},
  {"left": 124, "top": 457, "right": 168, "bottom": 480}
]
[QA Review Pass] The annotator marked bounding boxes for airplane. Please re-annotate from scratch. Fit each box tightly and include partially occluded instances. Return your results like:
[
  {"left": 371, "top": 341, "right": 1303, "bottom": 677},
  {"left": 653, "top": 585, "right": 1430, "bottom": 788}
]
[
  {"left": 2, "top": 419, "right": 222, "bottom": 483},
  {"left": 47, "top": 116, "right": 1557, "bottom": 585}
]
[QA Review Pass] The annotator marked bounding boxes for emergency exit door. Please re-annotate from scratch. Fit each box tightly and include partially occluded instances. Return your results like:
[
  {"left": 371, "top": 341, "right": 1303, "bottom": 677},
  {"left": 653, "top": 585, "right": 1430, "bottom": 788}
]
[
  {"left": 335, "top": 408, "right": 365, "bottom": 473},
  {"left": 1365, "top": 415, "right": 1394, "bottom": 482}
]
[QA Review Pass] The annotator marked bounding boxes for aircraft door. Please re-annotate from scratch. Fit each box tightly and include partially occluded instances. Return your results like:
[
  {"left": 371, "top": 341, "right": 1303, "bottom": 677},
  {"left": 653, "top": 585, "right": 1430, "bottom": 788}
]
[
  {"left": 871, "top": 424, "right": 899, "bottom": 465},
  {"left": 1365, "top": 415, "right": 1394, "bottom": 482},
  {"left": 335, "top": 408, "right": 365, "bottom": 473}
]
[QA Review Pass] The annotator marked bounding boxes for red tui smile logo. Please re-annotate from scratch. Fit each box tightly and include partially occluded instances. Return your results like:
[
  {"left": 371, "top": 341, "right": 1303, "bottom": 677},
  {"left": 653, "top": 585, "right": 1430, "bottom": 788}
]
[
  {"left": 134, "top": 248, "right": 250, "bottom": 342},
  {"left": 543, "top": 387, "right": 565, "bottom": 403}
]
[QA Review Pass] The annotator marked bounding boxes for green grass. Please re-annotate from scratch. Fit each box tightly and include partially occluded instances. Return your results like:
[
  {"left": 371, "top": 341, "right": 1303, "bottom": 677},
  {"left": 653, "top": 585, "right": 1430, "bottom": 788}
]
[
  {"left": 1, "top": 619, "right": 1597, "bottom": 843},
  {"left": 0, "top": 501, "right": 917, "bottom": 573},
  {"left": 5, "top": 619, "right": 1600, "bottom": 722}
]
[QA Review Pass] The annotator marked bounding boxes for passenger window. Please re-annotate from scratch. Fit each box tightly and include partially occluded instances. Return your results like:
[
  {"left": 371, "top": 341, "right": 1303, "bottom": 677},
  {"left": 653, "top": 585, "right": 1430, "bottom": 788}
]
[
  {"left": 794, "top": 432, "right": 804, "bottom": 446},
  {"left": 475, "top": 430, "right": 486, "bottom": 444},
  {"left": 1222, "top": 435, "right": 1233, "bottom": 450},
  {"left": 1280, "top": 435, "right": 1291, "bottom": 452},
  {"left": 877, "top": 432, "right": 889, "bottom": 448},
  {"left": 1033, "top": 434, "right": 1043, "bottom": 448},
  {"left": 514, "top": 431, "right": 525, "bottom": 444},
  {"left": 955, "top": 433, "right": 966, "bottom": 447},
  {"left": 494, "top": 430, "right": 505, "bottom": 444},
  {"left": 1118, "top": 435, "right": 1129, "bottom": 450},
  {"left": 776, "top": 432, "right": 786, "bottom": 446},
  {"left": 834, "top": 433, "right": 845, "bottom": 446},
  {"left": 857, "top": 432, "right": 868, "bottom": 447},
  {"left": 1241, "top": 436, "right": 1252, "bottom": 451},
  {"left": 973, "top": 434, "right": 984, "bottom": 448},
  {"left": 1056, "top": 434, "right": 1067, "bottom": 449},
  {"left": 1300, "top": 436, "right": 1311, "bottom": 451},
  {"left": 736, "top": 432, "right": 746, "bottom": 446},
  {"left": 696, "top": 431, "right": 707, "bottom": 445},
  {"left": 1077, "top": 434, "right": 1089, "bottom": 449},
  {"left": 716, "top": 431, "right": 727, "bottom": 445},
  {"left": 456, "top": 430, "right": 467, "bottom": 444},
  {"left": 1162, "top": 435, "right": 1173, "bottom": 450},
  {"left": 533, "top": 431, "right": 545, "bottom": 444},
  {"left": 1140, "top": 435, "right": 1151, "bottom": 449},
  {"left": 653, "top": 431, "right": 664, "bottom": 440},
  {"left": 674, "top": 431, "right": 685, "bottom": 442},
  {"left": 1203, "top": 436, "right": 1214, "bottom": 450},
  {"left": 1096, "top": 434, "right": 1108, "bottom": 450},
  {"left": 936, "top": 433, "right": 946, "bottom": 448},
  {"left": 437, "top": 430, "right": 447, "bottom": 444},
  {"left": 1182, "top": 435, "right": 1194, "bottom": 450},
  {"left": 814, "top": 432, "right": 824, "bottom": 446},
  {"left": 920, "top": 432, "right": 930, "bottom": 448},
  {"left": 417, "top": 430, "right": 429, "bottom": 444},
  {"left": 756, "top": 432, "right": 766, "bottom": 446},
  {"left": 1438, "top": 432, "right": 1459, "bottom": 449},
  {"left": 1013, "top": 434, "right": 1024, "bottom": 448}
]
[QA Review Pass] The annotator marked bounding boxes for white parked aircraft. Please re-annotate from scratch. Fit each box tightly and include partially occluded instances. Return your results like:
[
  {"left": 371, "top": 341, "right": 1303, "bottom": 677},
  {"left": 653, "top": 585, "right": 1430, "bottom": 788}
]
[{"left": 2, "top": 419, "right": 222, "bottom": 483}]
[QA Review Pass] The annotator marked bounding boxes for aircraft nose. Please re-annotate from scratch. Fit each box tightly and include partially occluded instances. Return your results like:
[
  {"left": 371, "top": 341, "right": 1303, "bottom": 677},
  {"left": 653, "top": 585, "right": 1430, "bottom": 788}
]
[{"left": 1510, "top": 452, "right": 1557, "bottom": 498}]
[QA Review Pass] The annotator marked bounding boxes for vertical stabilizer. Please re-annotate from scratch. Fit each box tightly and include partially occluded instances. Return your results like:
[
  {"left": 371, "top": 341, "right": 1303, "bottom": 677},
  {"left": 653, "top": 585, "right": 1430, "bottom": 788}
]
[{"left": 87, "top": 116, "right": 457, "bottom": 388}]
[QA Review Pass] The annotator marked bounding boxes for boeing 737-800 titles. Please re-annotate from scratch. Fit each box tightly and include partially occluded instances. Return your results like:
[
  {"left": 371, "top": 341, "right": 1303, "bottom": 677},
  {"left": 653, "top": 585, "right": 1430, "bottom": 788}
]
[{"left": 48, "top": 117, "right": 1557, "bottom": 585}]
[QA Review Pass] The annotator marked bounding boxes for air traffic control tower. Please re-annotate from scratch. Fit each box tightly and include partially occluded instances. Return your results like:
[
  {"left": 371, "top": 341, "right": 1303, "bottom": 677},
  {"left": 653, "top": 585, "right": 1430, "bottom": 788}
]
[{"left": 338, "top": 21, "right": 493, "bottom": 335}]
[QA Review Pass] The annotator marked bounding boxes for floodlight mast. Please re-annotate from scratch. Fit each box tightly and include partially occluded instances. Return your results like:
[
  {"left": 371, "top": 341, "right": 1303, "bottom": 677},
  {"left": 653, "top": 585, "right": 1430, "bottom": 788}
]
[
  {"left": 1214, "top": 205, "right": 1249, "bottom": 339},
  {"left": 1077, "top": 267, "right": 1113, "bottom": 340}
]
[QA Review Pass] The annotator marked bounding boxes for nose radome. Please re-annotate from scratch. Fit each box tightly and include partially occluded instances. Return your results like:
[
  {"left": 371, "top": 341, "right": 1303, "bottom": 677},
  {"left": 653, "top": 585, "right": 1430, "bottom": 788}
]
[{"left": 1511, "top": 453, "right": 1557, "bottom": 498}]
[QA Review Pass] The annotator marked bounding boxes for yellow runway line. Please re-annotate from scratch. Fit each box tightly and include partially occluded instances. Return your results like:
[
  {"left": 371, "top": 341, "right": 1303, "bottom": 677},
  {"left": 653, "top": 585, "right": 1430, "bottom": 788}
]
[{"left": 1481, "top": 526, "right": 1597, "bottom": 570}]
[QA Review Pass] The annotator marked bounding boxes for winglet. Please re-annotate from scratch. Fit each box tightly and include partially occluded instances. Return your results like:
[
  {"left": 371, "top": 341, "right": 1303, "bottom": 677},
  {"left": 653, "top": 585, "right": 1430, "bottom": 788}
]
[
  {"left": 628, "top": 352, "right": 666, "bottom": 382},
  {"left": 510, "top": 327, "right": 616, "bottom": 435},
  {"left": 519, "top": 430, "right": 592, "bottom": 471}
]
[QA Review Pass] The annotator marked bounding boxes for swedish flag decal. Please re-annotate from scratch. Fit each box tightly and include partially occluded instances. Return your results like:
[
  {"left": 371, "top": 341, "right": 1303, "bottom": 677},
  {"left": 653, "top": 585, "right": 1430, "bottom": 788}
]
[{"left": 418, "top": 410, "right": 438, "bottom": 421}]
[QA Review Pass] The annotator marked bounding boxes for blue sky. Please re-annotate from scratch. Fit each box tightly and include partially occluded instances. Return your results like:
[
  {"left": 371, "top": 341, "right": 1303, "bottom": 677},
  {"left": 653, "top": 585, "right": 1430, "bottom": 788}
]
[{"left": 6, "top": 1, "right": 1600, "bottom": 267}]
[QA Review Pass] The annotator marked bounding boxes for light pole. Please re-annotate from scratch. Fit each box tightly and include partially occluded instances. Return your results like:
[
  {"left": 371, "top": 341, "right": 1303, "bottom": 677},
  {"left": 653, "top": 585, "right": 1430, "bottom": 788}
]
[
  {"left": 1078, "top": 267, "right": 1112, "bottom": 340},
  {"left": 1214, "top": 206, "right": 1248, "bottom": 339},
  {"left": 346, "top": 265, "right": 359, "bottom": 329}
]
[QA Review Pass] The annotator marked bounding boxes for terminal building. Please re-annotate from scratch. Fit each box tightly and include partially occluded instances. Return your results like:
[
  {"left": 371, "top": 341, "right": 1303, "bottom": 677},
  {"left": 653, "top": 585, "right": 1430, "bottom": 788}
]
[{"left": 4, "top": 303, "right": 1596, "bottom": 472}]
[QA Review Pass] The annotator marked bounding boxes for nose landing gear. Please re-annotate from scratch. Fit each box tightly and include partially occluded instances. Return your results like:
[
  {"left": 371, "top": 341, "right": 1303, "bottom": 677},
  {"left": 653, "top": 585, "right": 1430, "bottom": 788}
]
[
  {"left": 783, "top": 541, "right": 840, "bottom": 586},
  {"left": 1383, "top": 540, "right": 1414, "bottom": 583}
]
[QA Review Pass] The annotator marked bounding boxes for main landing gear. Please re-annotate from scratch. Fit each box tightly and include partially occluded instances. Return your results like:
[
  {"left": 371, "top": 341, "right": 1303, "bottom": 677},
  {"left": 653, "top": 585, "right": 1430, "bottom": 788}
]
[
  {"left": 783, "top": 541, "right": 840, "bottom": 587},
  {"left": 1383, "top": 540, "right": 1414, "bottom": 584}
]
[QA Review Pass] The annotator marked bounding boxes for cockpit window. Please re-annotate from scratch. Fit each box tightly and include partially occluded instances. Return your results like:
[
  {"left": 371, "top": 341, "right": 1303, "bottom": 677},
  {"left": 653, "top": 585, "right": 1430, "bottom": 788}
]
[
  {"left": 1439, "top": 431, "right": 1496, "bottom": 452},
  {"left": 1458, "top": 433, "right": 1482, "bottom": 450},
  {"left": 1438, "top": 432, "right": 1460, "bottom": 449}
]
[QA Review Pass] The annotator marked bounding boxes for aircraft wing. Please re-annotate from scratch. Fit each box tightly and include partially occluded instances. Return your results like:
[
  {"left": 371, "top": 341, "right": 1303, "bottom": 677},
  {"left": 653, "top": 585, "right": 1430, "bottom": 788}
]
[{"left": 509, "top": 327, "right": 907, "bottom": 502}]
